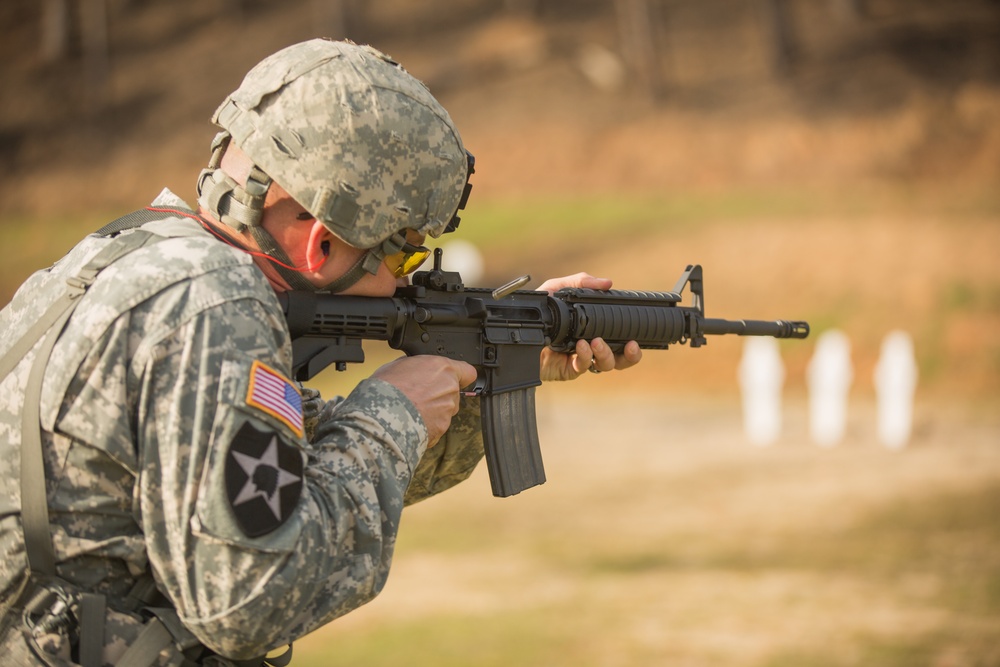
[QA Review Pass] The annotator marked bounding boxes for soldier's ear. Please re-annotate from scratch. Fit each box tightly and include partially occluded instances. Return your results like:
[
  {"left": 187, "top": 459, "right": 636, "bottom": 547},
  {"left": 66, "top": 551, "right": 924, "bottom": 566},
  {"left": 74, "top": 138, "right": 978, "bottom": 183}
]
[{"left": 305, "top": 221, "right": 334, "bottom": 272}]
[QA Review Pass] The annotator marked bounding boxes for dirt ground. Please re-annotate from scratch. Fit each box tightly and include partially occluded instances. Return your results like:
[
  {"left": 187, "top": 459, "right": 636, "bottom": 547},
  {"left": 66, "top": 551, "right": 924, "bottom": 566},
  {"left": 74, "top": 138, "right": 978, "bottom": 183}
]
[{"left": 289, "top": 391, "right": 1000, "bottom": 667}]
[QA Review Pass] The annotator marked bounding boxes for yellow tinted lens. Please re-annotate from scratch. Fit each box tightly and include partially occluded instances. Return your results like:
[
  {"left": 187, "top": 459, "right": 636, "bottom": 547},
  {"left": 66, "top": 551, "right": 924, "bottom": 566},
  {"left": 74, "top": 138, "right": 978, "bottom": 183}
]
[{"left": 385, "top": 248, "right": 431, "bottom": 277}]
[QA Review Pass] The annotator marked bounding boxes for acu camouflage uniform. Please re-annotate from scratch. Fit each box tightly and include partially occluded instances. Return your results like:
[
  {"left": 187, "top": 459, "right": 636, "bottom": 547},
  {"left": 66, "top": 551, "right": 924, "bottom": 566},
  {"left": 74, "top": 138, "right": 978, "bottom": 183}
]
[{"left": 0, "top": 190, "right": 484, "bottom": 666}]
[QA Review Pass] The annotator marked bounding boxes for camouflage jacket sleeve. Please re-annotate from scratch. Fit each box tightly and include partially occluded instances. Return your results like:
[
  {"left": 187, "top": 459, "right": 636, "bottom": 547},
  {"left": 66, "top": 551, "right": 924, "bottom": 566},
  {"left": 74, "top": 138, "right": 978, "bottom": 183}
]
[
  {"left": 403, "top": 396, "right": 483, "bottom": 505},
  {"left": 302, "top": 387, "right": 484, "bottom": 506},
  {"left": 136, "top": 292, "right": 428, "bottom": 659}
]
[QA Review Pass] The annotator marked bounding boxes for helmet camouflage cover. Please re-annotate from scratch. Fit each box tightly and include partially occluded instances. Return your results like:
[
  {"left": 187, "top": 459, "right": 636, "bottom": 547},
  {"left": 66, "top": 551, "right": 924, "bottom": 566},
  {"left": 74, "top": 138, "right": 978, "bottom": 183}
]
[{"left": 212, "top": 39, "right": 469, "bottom": 249}]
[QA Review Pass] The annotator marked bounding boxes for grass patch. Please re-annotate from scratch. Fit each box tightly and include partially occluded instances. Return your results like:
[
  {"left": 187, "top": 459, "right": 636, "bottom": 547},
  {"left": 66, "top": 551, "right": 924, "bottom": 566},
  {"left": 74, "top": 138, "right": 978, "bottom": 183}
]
[
  {"left": 583, "top": 481, "right": 1000, "bottom": 621},
  {"left": 763, "top": 634, "right": 947, "bottom": 667},
  {"left": 458, "top": 188, "right": 848, "bottom": 251},
  {"left": 941, "top": 279, "right": 1000, "bottom": 315},
  {"left": 0, "top": 213, "right": 112, "bottom": 304},
  {"left": 764, "top": 630, "right": 1000, "bottom": 667},
  {"left": 461, "top": 184, "right": 1000, "bottom": 249},
  {"left": 294, "top": 609, "right": 576, "bottom": 667}
]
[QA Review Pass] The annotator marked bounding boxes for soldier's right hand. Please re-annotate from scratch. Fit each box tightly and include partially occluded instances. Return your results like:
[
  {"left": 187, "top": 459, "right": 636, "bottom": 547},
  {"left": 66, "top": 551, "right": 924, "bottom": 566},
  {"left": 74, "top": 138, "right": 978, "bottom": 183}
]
[{"left": 372, "top": 356, "right": 478, "bottom": 446}]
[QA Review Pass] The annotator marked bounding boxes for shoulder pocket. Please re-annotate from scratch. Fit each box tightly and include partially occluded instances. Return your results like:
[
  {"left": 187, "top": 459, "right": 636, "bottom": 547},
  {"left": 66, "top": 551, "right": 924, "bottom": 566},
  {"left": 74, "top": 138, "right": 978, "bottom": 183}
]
[{"left": 193, "top": 353, "right": 306, "bottom": 553}]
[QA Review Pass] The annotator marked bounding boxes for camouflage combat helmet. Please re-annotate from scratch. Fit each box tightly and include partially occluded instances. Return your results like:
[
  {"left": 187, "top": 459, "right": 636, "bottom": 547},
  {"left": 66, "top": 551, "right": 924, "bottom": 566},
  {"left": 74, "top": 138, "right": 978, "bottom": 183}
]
[{"left": 197, "top": 38, "right": 474, "bottom": 292}]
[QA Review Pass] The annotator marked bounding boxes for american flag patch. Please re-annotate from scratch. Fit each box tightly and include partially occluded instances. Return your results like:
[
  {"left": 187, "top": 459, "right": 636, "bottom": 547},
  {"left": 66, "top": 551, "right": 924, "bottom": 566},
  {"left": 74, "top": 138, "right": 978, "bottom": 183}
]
[{"left": 246, "top": 361, "right": 304, "bottom": 437}]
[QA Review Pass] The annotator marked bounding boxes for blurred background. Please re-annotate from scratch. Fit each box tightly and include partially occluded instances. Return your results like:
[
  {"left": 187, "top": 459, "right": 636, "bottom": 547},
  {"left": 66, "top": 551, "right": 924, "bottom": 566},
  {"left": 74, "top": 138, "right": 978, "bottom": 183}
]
[{"left": 2, "top": 0, "right": 999, "bottom": 664}]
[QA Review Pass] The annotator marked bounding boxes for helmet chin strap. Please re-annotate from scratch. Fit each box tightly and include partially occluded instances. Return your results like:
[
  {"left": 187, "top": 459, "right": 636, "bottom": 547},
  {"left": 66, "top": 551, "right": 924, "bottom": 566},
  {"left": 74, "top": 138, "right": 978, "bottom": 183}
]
[
  {"left": 318, "top": 249, "right": 381, "bottom": 294},
  {"left": 317, "top": 231, "right": 410, "bottom": 294},
  {"left": 197, "top": 132, "right": 413, "bottom": 294},
  {"left": 197, "top": 132, "right": 323, "bottom": 293}
]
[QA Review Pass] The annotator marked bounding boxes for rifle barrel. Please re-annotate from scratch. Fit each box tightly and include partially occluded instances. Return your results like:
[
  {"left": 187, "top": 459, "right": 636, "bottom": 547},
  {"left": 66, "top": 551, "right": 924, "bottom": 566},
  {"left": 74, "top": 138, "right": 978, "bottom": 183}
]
[{"left": 701, "top": 318, "right": 810, "bottom": 338}]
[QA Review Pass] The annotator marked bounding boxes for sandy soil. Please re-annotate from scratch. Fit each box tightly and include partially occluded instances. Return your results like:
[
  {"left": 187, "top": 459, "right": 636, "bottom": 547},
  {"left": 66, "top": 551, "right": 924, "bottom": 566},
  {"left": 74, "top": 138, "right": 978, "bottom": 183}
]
[{"left": 292, "top": 393, "right": 1000, "bottom": 666}]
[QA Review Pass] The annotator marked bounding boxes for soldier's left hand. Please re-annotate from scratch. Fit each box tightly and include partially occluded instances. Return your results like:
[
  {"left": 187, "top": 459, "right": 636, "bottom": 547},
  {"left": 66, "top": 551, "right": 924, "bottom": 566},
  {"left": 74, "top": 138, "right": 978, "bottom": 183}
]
[{"left": 536, "top": 273, "right": 643, "bottom": 382}]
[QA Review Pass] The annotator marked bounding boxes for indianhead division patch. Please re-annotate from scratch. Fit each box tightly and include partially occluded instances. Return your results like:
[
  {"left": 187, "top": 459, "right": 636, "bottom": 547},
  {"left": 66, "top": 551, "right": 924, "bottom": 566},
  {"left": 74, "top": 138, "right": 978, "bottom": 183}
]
[
  {"left": 246, "top": 360, "right": 304, "bottom": 438},
  {"left": 225, "top": 422, "right": 304, "bottom": 537}
]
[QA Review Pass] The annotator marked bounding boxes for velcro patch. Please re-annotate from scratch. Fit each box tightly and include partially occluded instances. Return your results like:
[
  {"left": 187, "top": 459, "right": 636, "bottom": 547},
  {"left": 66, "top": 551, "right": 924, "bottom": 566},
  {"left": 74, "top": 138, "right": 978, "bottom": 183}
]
[
  {"left": 225, "top": 422, "right": 304, "bottom": 537},
  {"left": 246, "top": 360, "right": 303, "bottom": 437}
]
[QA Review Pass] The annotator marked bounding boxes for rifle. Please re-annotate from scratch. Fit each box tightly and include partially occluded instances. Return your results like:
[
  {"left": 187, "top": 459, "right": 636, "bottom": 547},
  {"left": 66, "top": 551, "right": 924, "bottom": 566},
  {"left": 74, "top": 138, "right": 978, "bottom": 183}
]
[{"left": 279, "top": 249, "right": 809, "bottom": 497}]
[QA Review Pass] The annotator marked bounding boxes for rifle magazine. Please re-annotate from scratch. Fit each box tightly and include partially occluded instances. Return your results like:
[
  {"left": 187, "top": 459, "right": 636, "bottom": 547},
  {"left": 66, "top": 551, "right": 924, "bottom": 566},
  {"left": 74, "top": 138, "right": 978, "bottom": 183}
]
[{"left": 480, "top": 388, "right": 546, "bottom": 497}]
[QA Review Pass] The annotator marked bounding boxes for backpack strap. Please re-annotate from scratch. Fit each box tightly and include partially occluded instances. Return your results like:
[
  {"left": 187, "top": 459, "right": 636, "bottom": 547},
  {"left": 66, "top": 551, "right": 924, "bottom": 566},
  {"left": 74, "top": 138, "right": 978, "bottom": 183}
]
[
  {"left": 3, "top": 208, "right": 282, "bottom": 666},
  {"left": 14, "top": 228, "right": 163, "bottom": 579},
  {"left": 0, "top": 221, "right": 163, "bottom": 667},
  {"left": 1, "top": 207, "right": 186, "bottom": 588},
  {"left": 94, "top": 205, "right": 198, "bottom": 237}
]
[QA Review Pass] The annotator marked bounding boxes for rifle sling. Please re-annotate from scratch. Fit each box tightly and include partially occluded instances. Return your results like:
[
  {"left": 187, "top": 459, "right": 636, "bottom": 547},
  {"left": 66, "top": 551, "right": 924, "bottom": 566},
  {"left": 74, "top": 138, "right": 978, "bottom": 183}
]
[
  {"left": 0, "top": 210, "right": 165, "bottom": 666},
  {"left": 13, "top": 228, "right": 162, "bottom": 579},
  {"left": 1, "top": 208, "right": 291, "bottom": 667}
]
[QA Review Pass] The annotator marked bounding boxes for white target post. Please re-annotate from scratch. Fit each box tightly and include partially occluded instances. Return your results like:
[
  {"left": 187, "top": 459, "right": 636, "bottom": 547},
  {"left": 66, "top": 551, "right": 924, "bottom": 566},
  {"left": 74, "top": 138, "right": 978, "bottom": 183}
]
[
  {"left": 807, "top": 329, "right": 853, "bottom": 447},
  {"left": 873, "top": 330, "right": 918, "bottom": 449},
  {"left": 738, "top": 337, "right": 786, "bottom": 446}
]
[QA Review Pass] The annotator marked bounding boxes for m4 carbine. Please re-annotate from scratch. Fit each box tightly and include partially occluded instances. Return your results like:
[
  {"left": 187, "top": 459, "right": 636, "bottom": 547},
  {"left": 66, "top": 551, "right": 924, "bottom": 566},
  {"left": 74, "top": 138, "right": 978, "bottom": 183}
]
[{"left": 279, "top": 249, "right": 809, "bottom": 498}]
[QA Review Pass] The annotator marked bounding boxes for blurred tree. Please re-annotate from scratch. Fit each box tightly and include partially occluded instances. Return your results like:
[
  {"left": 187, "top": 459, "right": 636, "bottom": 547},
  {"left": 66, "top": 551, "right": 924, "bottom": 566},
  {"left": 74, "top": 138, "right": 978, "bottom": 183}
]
[
  {"left": 220, "top": 0, "right": 246, "bottom": 21},
  {"left": 504, "top": 0, "right": 542, "bottom": 15},
  {"left": 41, "top": 0, "right": 70, "bottom": 62},
  {"left": 759, "top": 0, "right": 796, "bottom": 74},
  {"left": 80, "top": 0, "right": 110, "bottom": 111},
  {"left": 614, "top": 0, "right": 668, "bottom": 98},
  {"left": 837, "top": 0, "right": 866, "bottom": 21},
  {"left": 40, "top": 0, "right": 110, "bottom": 110},
  {"left": 311, "top": 0, "right": 362, "bottom": 40}
]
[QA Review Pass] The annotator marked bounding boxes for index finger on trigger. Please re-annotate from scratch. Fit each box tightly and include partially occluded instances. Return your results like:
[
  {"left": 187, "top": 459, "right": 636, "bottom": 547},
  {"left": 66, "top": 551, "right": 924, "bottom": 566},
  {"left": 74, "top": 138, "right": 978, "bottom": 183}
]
[{"left": 453, "top": 360, "right": 479, "bottom": 389}]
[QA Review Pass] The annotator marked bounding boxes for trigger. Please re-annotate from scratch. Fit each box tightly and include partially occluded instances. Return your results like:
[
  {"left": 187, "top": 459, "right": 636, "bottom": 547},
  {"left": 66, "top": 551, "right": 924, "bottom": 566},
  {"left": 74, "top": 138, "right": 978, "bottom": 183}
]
[{"left": 463, "top": 374, "right": 487, "bottom": 397}]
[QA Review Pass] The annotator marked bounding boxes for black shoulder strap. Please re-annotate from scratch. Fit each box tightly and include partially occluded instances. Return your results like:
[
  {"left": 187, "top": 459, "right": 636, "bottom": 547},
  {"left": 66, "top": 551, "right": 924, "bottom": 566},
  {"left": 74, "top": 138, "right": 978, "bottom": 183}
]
[{"left": 95, "top": 206, "right": 196, "bottom": 237}]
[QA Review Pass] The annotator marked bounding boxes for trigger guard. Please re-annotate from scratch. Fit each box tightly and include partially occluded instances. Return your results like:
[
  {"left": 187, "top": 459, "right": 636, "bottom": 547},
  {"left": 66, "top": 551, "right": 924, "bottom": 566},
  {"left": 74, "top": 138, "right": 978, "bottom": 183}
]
[{"left": 464, "top": 374, "right": 487, "bottom": 396}]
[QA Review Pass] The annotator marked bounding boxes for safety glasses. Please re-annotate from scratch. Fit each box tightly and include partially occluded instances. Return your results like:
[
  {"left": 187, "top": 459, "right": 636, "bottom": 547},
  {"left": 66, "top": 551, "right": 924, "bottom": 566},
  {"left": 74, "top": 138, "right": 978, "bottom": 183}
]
[{"left": 383, "top": 240, "right": 431, "bottom": 277}]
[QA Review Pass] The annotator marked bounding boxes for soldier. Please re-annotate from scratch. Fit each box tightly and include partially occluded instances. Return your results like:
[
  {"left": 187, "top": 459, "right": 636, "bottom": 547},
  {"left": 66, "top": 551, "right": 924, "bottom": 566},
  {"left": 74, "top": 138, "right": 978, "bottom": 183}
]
[{"left": 0, "top": 39, "right": 641, "bottom": 666}]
